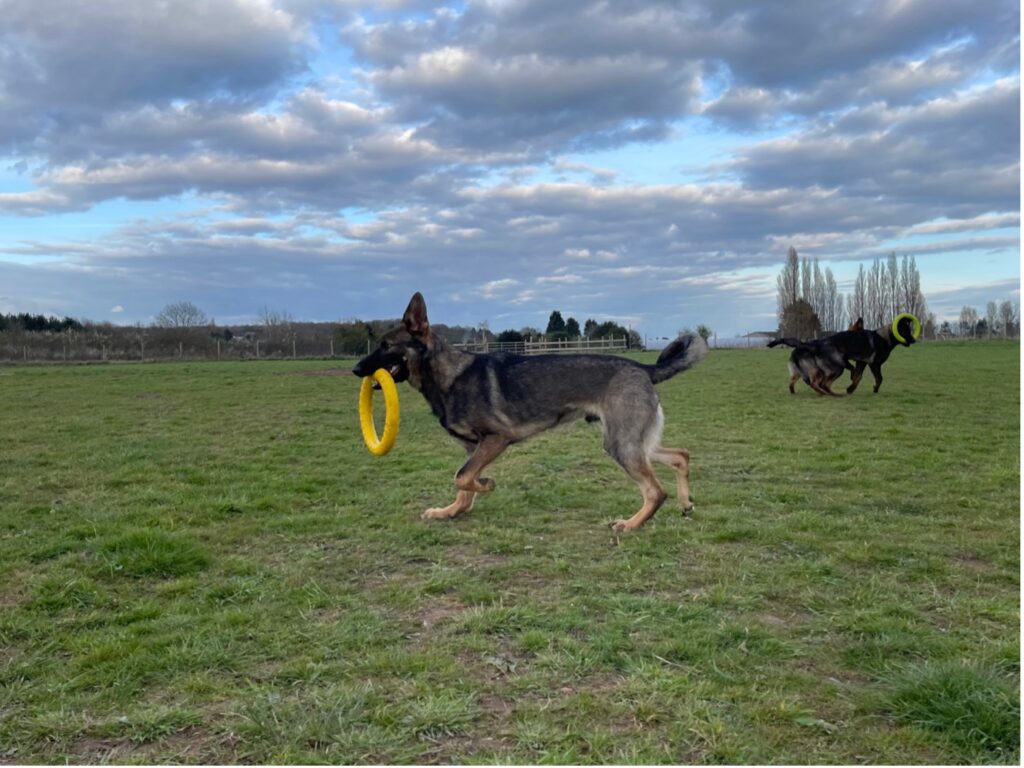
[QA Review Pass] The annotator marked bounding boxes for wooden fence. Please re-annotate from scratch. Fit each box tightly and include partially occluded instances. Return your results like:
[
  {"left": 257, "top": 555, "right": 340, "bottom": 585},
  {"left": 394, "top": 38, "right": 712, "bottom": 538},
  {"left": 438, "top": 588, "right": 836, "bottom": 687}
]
[{"left": 454, "top": 336, "right": 629, "bottom": 355}]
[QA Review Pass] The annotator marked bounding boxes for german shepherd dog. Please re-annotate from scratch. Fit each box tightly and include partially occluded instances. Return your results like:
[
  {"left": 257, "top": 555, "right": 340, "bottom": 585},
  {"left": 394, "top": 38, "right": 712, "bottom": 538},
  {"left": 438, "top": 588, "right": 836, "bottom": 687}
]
[
  {"left": 769, "top": 315, "right": 918, "bottom": 395},
  {"left": 353, "top": 293, "right": 708, "bottom": 532},
  {"left": 768, "top": 318, "right": 864, "bottom": 396}
]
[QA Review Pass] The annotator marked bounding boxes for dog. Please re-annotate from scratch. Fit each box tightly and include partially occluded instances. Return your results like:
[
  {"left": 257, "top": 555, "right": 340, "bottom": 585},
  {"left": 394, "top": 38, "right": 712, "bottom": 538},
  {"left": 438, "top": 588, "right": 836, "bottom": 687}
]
[
  {"left": 768, "top": 317, "right": 864, "bottom": 396},
  {"left": 352, "top": 293, "right": 708, "bottom": 532},
  {"left": 769, "top": 315, "right": 918, "bottom": 394}
]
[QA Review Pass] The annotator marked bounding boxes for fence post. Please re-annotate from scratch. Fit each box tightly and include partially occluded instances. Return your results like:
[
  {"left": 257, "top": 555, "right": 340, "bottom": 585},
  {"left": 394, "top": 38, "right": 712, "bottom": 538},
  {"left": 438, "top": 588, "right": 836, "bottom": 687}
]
[
  {"left": 217, "top": 339, "right": 221, "bottom": 358},
  {"left": 330, "top": 338, "right": 334, "bottom": 357},
  {"left": 292, "top": 338, "right": 297, "bottom": 359},
  {"left": 256, "top": 339, "right": 260, "bottom": 359}
]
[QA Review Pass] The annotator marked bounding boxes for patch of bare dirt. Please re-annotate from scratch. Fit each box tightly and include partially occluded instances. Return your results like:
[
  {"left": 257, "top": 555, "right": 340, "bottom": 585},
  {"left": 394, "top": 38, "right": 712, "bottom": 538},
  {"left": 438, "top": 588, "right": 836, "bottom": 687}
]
[{"left": 416, "top": 596, "right": 469, "bottom": 630}]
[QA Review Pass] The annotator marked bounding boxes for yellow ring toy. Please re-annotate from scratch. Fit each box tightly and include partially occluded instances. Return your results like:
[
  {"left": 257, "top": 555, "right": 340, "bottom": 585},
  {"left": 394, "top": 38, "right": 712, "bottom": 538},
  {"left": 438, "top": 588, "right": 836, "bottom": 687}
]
[
  {"left": 891, "top": 313, "right": 922, "bottom": 344},
  {"left": 359, "top": 369, "right": 400, "bottom": 456}
]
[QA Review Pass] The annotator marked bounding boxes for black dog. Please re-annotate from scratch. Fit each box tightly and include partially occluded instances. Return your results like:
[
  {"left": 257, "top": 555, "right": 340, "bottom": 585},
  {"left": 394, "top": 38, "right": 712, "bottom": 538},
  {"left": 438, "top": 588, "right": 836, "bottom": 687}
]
[
  {"left": 353, "top": 293, "right": 707, "bottom": 532},
  {"left": 769, "top": 315, "right": 918, "bottom": 394}
]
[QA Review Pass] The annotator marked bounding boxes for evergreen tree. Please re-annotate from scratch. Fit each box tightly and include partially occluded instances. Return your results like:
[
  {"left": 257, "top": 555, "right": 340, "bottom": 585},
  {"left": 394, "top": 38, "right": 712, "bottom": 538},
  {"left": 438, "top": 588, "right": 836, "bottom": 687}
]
[{"left": 545, "top": 310, "right": 566, "bottom": 337}]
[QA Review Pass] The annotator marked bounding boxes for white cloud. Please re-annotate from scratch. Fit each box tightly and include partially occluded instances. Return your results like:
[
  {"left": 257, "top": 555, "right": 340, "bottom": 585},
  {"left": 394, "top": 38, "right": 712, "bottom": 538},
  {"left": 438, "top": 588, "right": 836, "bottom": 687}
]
[{"left": 0, "top": 0, "right": 1017, "bottom": 338}]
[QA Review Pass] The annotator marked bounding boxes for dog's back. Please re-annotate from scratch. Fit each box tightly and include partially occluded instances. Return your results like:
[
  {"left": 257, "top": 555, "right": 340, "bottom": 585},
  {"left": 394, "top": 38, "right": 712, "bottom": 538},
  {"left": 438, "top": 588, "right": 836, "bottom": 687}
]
[{"left": 430, "top": 339, "right": 707, "bottom": 444}]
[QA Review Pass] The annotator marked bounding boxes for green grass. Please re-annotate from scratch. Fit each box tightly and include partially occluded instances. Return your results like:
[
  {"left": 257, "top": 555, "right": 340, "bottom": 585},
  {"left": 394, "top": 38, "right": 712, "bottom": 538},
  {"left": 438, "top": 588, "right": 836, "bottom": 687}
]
[{"left": 0, "top": 340, "right": 1018, "bottom": 764}]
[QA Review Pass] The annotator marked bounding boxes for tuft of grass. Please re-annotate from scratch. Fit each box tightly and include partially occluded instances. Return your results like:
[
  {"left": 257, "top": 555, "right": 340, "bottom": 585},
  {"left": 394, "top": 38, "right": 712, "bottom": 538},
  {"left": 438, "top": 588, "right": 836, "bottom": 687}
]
[
  {"left": 876, "top": 660, "right": 1020, "bottom": 763},
  {"left": 98, "top": 529, "right": 209, "bottom": 578}
]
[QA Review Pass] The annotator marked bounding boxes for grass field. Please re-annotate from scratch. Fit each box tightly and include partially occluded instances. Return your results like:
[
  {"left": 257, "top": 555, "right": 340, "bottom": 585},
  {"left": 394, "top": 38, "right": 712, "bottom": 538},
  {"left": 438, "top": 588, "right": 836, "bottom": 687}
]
[{"left": 0, "top": 340, "right": 1019, "bottom": 764}]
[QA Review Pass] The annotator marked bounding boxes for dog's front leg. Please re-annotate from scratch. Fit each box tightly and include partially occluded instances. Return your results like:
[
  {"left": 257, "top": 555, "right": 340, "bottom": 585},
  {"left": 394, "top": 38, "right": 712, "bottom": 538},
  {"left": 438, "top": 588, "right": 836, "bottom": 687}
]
[
  {"left": 454, "top": 434, "right": 508, "bottom": 493},
  {"left": 422, "top": 435, "right": 508, "bottom": 521},
  {"left": 422, "top": 490, "right": 477, "bottom": 520}
]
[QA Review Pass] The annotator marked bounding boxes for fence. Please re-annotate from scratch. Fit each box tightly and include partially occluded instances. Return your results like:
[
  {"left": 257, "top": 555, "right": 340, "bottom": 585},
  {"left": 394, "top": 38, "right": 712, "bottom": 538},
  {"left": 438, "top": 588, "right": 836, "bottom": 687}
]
[
  {"left": 454, "top": 336, "right": 629, "bottom": 354},
  {"left": 0, "top": 332, "right": 351, "bottom": 364},
  {"left": 0, "top": 331, "right": 634, "bottom": 364}
]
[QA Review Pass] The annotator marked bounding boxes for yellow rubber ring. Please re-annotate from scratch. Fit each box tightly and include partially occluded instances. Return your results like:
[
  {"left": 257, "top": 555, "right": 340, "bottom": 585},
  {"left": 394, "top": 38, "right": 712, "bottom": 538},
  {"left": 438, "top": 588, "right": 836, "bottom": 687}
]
[
  {"left": 359, "top": 369, "right": 400, "bottom": 456},
  {"left": 891, "top": 313, "right": 922, "bottom": 343}
]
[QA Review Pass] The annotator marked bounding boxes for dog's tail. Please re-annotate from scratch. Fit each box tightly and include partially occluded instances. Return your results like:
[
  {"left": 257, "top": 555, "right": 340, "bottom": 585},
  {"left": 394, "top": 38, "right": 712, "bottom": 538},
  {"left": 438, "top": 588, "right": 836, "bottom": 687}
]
[
  {"left": 767, "top": 337, "right": 802, "bottom": 348},
  {"left": 647, "top": 333, "right": 708, "bottom": 384}
]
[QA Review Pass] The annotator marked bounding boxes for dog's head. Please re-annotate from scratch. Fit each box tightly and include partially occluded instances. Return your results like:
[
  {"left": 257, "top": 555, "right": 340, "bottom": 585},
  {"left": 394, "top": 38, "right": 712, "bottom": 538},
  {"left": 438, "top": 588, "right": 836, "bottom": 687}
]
[
  {"left": 352, "top": 292, "right": 432, "bottom": 384},
  {"left": 892, "top": 315, "right": 918, "bottom": 347}
]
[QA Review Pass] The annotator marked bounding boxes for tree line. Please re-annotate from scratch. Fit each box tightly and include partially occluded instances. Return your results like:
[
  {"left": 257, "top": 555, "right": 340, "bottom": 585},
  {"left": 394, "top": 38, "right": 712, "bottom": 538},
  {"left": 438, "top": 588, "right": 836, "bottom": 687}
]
[
  {"left": 0, "top": 313, "right": 84, "bottom": 333},
  {"left": 777, "top": 248, "right": 930, "bottom": 338},
  {"left": 777, "top": 247, "right": 1019, "bottom": 341},
  {"left": 953, "top": 301, "right": 1019, "bottom": 339},
  {"left": 493, "top": 310, "right": 643, "bottom": 348},
  {"left": 1, "top": 299, "right": 651, "bottom": 363}
]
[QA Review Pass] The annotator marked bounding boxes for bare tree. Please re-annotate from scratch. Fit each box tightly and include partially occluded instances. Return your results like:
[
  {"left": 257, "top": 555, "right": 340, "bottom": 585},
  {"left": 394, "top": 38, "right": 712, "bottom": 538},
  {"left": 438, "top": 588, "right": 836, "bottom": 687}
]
[
  {"left": 800, "top": 255, "right": 813, "bottom": 305},
  {"left": 849, "top": 265, "right": 867, "bottom": 325},
  {"left": 152, "top": 301, "right": 210, "bottom": 357},
  {"left": 986, "top": 301, "right": 999, "bottom": 337},
  {"left": 776, "top": 246, "right": 800, "bottom": 329},
  {"left": 923, "top": 312, "right": 937, "bottom": 340},
  {"left": 154, "top": 301, "right": 209, "bottom": 328},
  {"left": 998, "top": 300, "right": 1015, "bottom": 337},
  {"left": 886, "top": 252, "right": 900, "bottom": 321},
  {"left": 901, "top": 255, "right": 928, "bottom": 320},
  {"left": 810, "top": 258, "right": 826, "bottom": 330},
  {"left": 865, "top": 257, "right": 884, "bottom": 328},
  {"left": 959, "top": 306, "right": 979, "bottom": 337},
  {"left": 259, "top": 306, "right": 294, "bottom": 346},
  {"left": 823, "top": 267, "right": 845, "bottom": 331}
]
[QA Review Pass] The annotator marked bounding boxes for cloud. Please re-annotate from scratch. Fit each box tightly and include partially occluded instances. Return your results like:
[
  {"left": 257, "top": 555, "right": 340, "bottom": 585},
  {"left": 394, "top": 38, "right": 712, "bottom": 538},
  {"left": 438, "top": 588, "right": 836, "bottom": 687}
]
[
  {"left": 0, "top": 0, "right": 1018, "bottom": 335},
  {"left": 0, "top": 0, "right": 308, "bottom": 147},
  {"left": 725, "top": 78, "right": 1019, "bottom": 217},
  {"left": 110, "top": 305, "right": 124, "bottom": 313}
]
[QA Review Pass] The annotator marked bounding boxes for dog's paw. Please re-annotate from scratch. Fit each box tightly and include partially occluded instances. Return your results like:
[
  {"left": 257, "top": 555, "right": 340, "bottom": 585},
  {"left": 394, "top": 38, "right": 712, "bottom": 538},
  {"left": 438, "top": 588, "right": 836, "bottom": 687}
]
[
  {"left": 422, "top": 507, "right": 456, "bottom": 521},
  {"left": 476, "top": 477, "right": 496, "bottom": 492},
  {"left": 609, "top": 519, "right": 636, "bottom": 534}
]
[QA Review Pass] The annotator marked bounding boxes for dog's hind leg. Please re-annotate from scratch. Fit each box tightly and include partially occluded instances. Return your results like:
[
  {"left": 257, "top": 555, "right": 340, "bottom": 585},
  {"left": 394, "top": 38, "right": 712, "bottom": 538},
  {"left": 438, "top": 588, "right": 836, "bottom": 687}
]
[
  {"left": 651, "top": 447, "right": 694, "bottom": 514},
  {"left": 603, "top": 395, "right": 668, "bottom": 533},
  {"left": 817, "top": 374, "right": 845, "bottom": 397},
  {"left": 846, "top": 361, "right": 866, "bottom": 394},
  {"left": 610, "top": 458, "right": 667, "bottom": 533}
]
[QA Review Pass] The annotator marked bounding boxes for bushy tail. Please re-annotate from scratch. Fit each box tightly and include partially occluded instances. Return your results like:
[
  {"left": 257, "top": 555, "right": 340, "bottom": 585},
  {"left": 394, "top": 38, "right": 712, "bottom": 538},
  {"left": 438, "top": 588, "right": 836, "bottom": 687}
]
[
  {"left": 647, "top": 334, "right": 708, "bottom": 384},
  {"left": 767, "top": 337, "right": 802, "bottom": 348}
]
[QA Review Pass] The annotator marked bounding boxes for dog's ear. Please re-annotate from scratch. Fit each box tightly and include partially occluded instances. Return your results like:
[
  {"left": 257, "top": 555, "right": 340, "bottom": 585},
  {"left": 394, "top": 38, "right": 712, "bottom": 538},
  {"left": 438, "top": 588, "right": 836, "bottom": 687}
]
[
  {"left": 851, "top": 316, "right": 864, "bottom": 331},
  {"left": 402, "top": 292, "right": 430, "bottom": 337}
]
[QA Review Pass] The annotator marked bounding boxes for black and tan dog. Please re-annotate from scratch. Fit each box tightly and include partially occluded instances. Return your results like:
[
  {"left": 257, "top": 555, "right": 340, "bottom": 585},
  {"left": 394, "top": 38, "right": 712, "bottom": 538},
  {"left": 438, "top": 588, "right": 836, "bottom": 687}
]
[
  {"left": 353, "top": 293, "right": 708, "bottom": 532},
  {"left": 768, "top": 317, "right": 864, "bottom": 396},
  {"left": 769, "top": 315, "right": 919, "bottom": 395}
]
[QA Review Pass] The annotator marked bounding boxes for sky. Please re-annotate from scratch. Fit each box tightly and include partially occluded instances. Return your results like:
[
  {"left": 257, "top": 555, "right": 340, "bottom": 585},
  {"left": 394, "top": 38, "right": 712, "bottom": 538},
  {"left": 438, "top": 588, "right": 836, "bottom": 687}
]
[{"left": 0, "top": 0, "right": 1019, "bottom": 340}]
